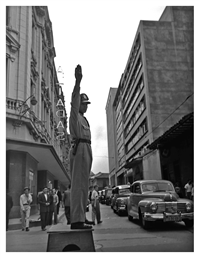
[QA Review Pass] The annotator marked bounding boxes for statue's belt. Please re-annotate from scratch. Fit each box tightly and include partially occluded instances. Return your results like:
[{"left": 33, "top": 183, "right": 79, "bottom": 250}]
[{"left": 72, "top": 138, "right": 91, "bottom": 155}]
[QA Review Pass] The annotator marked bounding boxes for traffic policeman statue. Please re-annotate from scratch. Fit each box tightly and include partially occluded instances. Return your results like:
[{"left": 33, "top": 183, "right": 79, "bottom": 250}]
[{"left": 69, "top": 65, "right": 93, "bottom": 229}]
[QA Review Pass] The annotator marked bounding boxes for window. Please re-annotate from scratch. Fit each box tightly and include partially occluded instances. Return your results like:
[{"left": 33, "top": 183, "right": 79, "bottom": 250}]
[
  {"left": 124, "top": 95, "right": 146, "bottom": 138},
  {"left": 132, "top": 183, "right": 141, "bottom": 194},
  {"left": 125, "top": 118, "right": 148, "bottom": 153}
]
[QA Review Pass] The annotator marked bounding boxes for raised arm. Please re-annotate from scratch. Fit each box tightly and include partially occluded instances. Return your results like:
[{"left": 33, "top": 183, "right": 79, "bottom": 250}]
[{"left": 69, "top": 65, "right": 83, "bottom": 137}]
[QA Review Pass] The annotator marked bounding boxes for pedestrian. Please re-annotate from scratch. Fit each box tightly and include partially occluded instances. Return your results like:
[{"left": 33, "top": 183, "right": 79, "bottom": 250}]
[
  {"left": 38, "top": 187, "right": 50, "bottom": 231},
  {"left": 184, "top": 180, "right": 192, "bottom": 199},
  {"left": 61, "top": 191, "right": 65, "bottom": 208},
  {"left": 52, "top": 188, "right": 59, "bottom": 224},
  {"left": 91, "top": 185, "right": 102, "bottom": 225},
  {"left": 88, "top": 186, "right": 93, "bottom": 203},
  {"left": 6, "top": 190, "right": 13, "bottom": 231},
  {"left": 48, "top": 189, "right": 54, "bottom": 225},
  {"left": 175, "top": 182, "right": 183, "bottom": 198},
  {"left": 63, "top": 184, "right": 71, "bottom": 224},
  {"left": 20, "top": 187, "right": 32, "bottom": 231},
  {"left": 37, "top": 190, "right": 43, "bottom": 220},
  {"left": 69, "top": 65, "right": 93, "bottom": 229},
  {"left": 55, "top": 187, "right": 62, "bottom": 215}
]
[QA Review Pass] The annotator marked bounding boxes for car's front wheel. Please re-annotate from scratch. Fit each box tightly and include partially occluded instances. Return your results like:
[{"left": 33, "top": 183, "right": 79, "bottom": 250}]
[
  {"left": 184, "top": 219, "right": 193, "bottom": 228},
  {"left": 139, "top": 209, "right": 150, "bottom": 229}
]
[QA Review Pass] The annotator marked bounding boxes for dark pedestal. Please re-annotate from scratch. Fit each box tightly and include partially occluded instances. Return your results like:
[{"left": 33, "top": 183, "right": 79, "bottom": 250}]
[{"left": 46, "top": 224, "right": 95, "bottom": 252}]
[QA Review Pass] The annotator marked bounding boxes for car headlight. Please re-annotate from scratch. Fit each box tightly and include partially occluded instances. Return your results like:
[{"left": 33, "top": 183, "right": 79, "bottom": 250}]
[
  {"left": 185, "top": 202, "right": 192, "bottom": 212},
  {"left": 150, "top": 202, "right": 158, "bottom": 213}
]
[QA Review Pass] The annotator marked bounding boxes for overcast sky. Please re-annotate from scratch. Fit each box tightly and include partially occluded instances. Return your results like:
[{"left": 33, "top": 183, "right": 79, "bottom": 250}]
[
  {"left": 46, "top": 1, "right": 167, "bottom": 174},
  {"left": 2, "top": 0, "right": 197, "bottom": 175}
]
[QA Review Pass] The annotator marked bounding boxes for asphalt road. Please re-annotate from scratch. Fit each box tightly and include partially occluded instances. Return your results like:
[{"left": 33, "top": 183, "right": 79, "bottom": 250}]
[
  {"left": 6, "top": 204, "right": 193, "bottom": 252},
  {"left": 90, "top": 203, "right": 194, "bottom": 252}
]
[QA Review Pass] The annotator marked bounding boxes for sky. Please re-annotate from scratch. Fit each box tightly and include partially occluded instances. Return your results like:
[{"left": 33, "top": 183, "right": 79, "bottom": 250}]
[
  {"left": 2, "top": 0, "right": 198, "bottom": 175},
  {"left": 47, "top": 1, "right": 166, "bottom": 174}
]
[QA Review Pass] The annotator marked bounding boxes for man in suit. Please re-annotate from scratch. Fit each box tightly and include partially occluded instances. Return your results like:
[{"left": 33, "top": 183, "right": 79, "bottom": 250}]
[{"left": 38, "top": 187, "right": 50, "bottom": 231}]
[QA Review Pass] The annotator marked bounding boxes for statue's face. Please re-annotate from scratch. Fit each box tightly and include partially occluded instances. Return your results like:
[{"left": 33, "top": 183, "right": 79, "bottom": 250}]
[{"left": 79, "top": 103, "right": 88, "bottom": 114}]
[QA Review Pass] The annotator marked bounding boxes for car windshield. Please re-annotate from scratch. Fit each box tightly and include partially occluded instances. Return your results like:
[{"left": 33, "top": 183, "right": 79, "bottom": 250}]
[
  {"left": 119, "top": 188, "right": 130, "bottom": 194},
  {"left": 141, "top": 182, "right": 174, "bottom": 193}
]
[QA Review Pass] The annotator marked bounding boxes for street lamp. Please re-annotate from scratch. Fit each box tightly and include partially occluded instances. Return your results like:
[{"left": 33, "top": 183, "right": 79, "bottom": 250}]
[
  {"left": 18, "top": 94, "right": 38, "bottom": 108},
  {"left": 17, "top": 94, "right": 38, "bottom": 119}
]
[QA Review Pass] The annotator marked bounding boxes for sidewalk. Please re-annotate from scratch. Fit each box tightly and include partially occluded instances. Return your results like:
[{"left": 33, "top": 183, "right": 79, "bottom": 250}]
[{"left": 8, "top": 206, "right": 66, "bottom": 230}]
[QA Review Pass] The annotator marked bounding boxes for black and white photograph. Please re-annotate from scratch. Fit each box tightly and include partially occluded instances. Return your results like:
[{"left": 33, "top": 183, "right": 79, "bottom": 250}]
[{"left": 3, "top": 0, "right": 197, "bottom": 256}]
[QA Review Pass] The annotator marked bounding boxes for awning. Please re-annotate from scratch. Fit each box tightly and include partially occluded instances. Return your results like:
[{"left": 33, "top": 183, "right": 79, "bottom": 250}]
[
  {"left": 124, "top": 157, "right": 142, "bottom": 169},
  {"left": 6, "top": 138, "right": 71, "bottom": 186},
  {"left": 148, "top": 112, "right": 193, "bottom": 150}
]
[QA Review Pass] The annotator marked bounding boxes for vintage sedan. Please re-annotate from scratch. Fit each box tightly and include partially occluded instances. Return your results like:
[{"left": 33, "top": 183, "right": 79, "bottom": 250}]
[
  {"left": 111, "top": 185, "right": 131, "bottom": 215},
  {"left": 127, "top": 180, "right": 193, "bottom": 229}
]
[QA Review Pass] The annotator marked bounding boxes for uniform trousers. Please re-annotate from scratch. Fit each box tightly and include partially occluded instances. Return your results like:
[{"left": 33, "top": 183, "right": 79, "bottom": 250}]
[{"left": 65, "top": 206, "right": 70, "bottom": 224}]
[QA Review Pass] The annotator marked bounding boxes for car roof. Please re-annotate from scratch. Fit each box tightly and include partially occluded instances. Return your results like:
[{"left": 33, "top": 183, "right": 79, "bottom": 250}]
[
  {"left": 114, "top": 184, "right": 130, "bottom": 189},
  {"left": 132, "top": 180, "right": 173, "bottom": 185}
]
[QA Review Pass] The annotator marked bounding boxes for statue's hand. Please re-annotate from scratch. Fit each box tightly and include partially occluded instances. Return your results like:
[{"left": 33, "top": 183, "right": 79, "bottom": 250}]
[{"left": 75, "top": 64, "right": 82, "bottom": 83}]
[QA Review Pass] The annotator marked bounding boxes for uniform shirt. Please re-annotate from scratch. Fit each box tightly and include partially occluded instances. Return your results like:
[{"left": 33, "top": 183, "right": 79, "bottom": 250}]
[
  {"left": 20, "top": 193, "right": 32, "bottom": 210},
  {"left": 69, "top": 84, "right": 91, "bottom": 141}
]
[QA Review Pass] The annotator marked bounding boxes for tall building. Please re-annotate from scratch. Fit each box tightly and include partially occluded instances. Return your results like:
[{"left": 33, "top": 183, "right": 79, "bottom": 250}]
[
  {"left": 6, "top": 6, "right": 71, "bottom": 218},
  {"left": 105, "top": 87, "right": 117, "bottom": 186},
  {"left": 106, "top": 6, "right": 193, "bottom": 186}
]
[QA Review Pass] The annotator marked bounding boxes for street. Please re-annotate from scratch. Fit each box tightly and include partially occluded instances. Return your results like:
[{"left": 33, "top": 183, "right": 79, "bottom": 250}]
[
  {"left": 92, "top": 204, "right": 193, "bottom": 252},
  {"left": 6, "top": 204, "right": 193, "bottom": 252}
]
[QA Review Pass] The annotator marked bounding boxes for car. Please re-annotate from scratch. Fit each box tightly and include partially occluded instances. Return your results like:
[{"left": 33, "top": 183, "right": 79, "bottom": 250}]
[
  {"left": 99, "top": 189, "right": 106, "bottom": 204},
  {"left": 127, "top": 180, "right": 194, "bottom": 229},
  {"left": 111, "top": 185, "right": 131, "bottom": 215}
]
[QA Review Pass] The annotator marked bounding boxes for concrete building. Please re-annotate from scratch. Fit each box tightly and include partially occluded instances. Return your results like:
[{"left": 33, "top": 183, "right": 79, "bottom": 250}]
[
  {"left": 105, "top": 88, "right": 118, "bottom": 186},
  {"left": 6, "top": 6, "right": 71, "bottom": 218},
  {"left": 106, "top": 6, "right": 193, "bottom": 186},
  {"left": 89, "top": 172, "right": 109, "bottom": 191}
]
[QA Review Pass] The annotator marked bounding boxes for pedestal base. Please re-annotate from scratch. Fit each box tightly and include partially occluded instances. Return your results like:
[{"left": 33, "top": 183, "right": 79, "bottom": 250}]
[{"left": 46, "top": 224, "right": 95, "bottom": 252}]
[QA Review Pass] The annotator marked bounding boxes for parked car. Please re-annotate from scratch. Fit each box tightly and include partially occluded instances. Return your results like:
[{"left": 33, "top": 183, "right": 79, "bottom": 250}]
[
  {"left": 127, "top": 180, "right": 194, "bottom": 229},
  {"left": 105, "top": 188, "right": 113, "bottom": 205},
  {"left": 111, "top": 185, "right": 131, "bottom": 215}
]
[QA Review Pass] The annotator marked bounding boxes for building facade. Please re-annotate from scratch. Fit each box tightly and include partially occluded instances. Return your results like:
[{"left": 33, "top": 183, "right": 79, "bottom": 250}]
[
  {"left": 106, "top": 6, "right": 193, "bottom": 186},
  {"left": 105, "top": 88, "right": 118, "bottom": 186},
  {"left": 89, "top": 172, "right": 109, "bottom": 191},
  {"left": 6, "top": 6, "right": 71, "bottom": 218}
]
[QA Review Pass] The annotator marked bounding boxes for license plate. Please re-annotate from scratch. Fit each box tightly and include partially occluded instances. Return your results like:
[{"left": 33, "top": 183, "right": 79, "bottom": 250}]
[{"left": 164, "top": 214, "right": 181, "bottom": 222}]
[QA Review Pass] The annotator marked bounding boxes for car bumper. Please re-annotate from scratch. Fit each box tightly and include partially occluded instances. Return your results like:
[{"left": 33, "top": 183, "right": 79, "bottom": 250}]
[
  {"left": 143, "top": 212, "right": 193, "bottom": 222},
  {"left": 118, "top": 205, "right": 127, "bottom": 211}
]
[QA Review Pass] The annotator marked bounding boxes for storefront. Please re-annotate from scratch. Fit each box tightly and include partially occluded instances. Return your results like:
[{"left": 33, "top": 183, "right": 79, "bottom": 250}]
[{"left": 6, "top": 138, "right": 70, "bottom": 218}]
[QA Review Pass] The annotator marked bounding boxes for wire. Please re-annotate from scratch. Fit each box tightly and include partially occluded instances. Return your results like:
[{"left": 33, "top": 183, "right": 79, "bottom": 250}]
[{"left": 145, "top": 92, "right": 193, "bottom": 139}]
